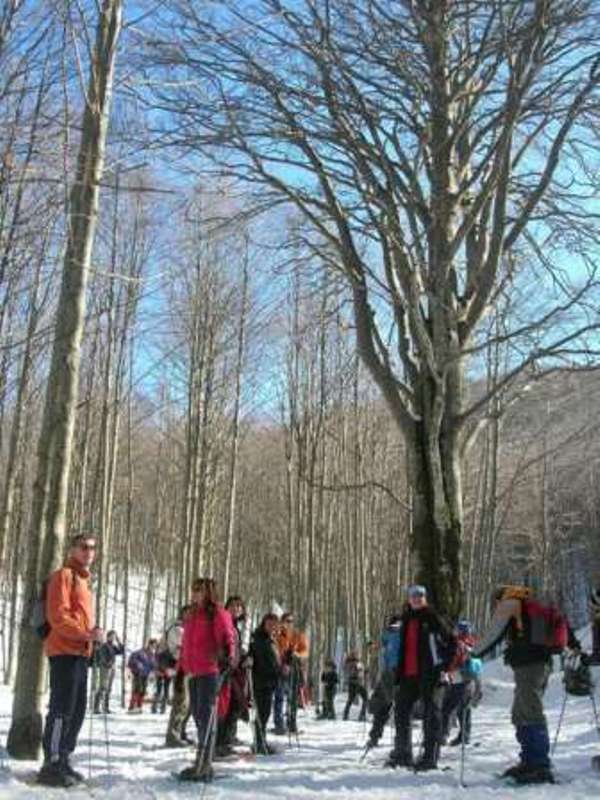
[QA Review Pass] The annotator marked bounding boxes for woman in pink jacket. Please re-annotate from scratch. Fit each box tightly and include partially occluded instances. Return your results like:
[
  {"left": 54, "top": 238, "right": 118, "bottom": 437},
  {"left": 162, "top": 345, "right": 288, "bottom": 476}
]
[{"left": 178, "top": 577, "right": 235, "bottom": 783}]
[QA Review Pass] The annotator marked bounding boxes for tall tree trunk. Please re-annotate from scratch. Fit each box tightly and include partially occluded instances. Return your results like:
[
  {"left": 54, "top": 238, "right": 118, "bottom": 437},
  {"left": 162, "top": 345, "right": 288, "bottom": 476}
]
[
  {"left": 7, "top": 0, "right": 122, "bottom": 758},
  {"left": 222, "top": 244, "right": 249, "bottom": 598}
]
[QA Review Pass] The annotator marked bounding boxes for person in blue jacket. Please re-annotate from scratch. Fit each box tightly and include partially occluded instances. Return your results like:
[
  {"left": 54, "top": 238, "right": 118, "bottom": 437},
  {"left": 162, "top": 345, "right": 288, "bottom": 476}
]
[{"left": 128, "top": 639, "right": 158, "bottom": 712}]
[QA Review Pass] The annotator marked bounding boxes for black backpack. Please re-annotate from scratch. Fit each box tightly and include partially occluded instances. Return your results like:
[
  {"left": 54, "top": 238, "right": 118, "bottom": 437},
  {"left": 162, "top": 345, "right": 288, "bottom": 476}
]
[
  {"left": 563, "top": 655, "right": 594, "bottom": 697},
  {"left": 30, "top": 569, "right": 76, "bottom": 639}
]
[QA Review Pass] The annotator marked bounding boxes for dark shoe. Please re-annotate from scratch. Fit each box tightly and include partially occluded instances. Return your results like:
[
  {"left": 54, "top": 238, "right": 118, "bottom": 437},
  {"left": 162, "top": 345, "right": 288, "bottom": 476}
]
[
  {"left": 63, "top": 760, "right": 85, "bottom": 783},
  {"left": 253, "top": 743, "right": 278, "bottom": 755},
  {"left": 449, "top": 735, "right": 464, "bottom": 747},
  {"left": 271, "top": 726, "right": 286, "bottom": 736},
  {"left": 513, "top": 766, "right": 555, "bottom": 785},
  {"left": 501, "top": 762, "right": 527, "bottom": 779},
  {"left": 384, "top": 751, "right": 413, "bottom": 768},
  {"left": 177, "top": 764, "right": 214, "bottom": 782},
  {"left": 165, "top": 734, "right": 188, "bottom": 748},
  {"left": 215, "top": 744, "right": 234, "bottom": 758},
  {"left": 37, "top": 763, "right": 77, "bottom": 788},
  {"left": 414, "top": 756, "right": 437, "bottom": 771}
]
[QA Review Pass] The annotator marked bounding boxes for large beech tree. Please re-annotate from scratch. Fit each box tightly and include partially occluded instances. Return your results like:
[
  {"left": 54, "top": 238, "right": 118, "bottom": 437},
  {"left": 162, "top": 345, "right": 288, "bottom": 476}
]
[{"left": 150, "top": 0, "right": 600, "bottom": 615}]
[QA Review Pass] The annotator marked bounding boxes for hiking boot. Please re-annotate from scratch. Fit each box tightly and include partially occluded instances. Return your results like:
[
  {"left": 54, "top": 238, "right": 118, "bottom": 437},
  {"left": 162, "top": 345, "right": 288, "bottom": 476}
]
[
  {"left": 37, "top": 763, "right": 77, "bottom": 788},
  {"left": 384, "top": 750, "right": 413, "bottom": 768},
  {"left": 449, "top": 734, "right": 467, "bottom": 747},
  {"left": 513, "top": 766, "right": 555, "bottom": 785},
  {"left": 253, "top": 742, "right": 278, "bottom": 755},
  {"left": 178, "top": 764, "right": 214, "bottom": 783},
  {"left": 214, "top": 744, "right": 234, "bottom": 758},
  {"left": 414, "top": 755, "right": 438, "bottom": 771},
  {"left": 63, "top": 759, "right": 85, "bottom": 783},
  {"left": 271, "top": 726, "right": 286, "bottom": 736},
  {"left": 165, "top": 734, "right": 188, "bottom": 748},
  {"left": 501, "top": 762, "right": 527, "bottom": 779}
]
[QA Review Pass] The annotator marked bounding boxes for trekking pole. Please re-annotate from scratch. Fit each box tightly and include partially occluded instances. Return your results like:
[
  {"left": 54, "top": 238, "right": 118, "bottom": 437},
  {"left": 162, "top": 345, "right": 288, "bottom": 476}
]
[
  {"left": 459, "top": 701, "right": 468, "bottom": 788},
  {"left": 589, "top": 690, "right": 600, "bottom": 740},
  {"left": 198, "top": 674, "right": 225, "bottom": 800},
  {"left": 551, "top": 688, "right": 568, "bottom": 755},
  {"left": 88, "top": 664, "right": 96, "bottom": 781}
]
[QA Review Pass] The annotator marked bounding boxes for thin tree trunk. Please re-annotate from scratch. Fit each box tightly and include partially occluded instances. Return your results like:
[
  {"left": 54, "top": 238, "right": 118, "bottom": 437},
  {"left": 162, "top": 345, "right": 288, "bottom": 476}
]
[{"left": 7, "top": 1, "right": 123, "bottom": 758}]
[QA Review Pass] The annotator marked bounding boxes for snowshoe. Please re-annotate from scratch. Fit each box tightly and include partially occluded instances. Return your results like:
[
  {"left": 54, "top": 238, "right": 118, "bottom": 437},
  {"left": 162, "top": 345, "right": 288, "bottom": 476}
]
[{"left": 37, "top": 763, "right": 77, "bottom": 788}]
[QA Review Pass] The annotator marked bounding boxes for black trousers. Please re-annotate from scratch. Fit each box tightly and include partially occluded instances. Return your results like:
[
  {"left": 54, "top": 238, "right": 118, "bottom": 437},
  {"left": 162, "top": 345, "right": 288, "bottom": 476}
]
[
  {"left": 42, "top": 655, "right": 89, "bottom": 765},
  {"left": 394, "top": 677, "right": 444, "bottom": 759},
  {"left": 344, "top": 681, "right": 368, "bottom": 720},
  {"left": 189, "top": 674, "right": 220, "bottom": 763},
  {"left": 322, "top": 686, "right": 336, "bottom": 719},
  {"left": 254, "top": 682, "right": 274, "bottom": 747}
]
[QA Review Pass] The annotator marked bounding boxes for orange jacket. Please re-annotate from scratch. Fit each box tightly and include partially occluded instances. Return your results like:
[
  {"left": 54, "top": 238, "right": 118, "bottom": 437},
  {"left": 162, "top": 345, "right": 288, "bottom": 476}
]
[
  {"left": 276, "top": 627, "right": 309, "bottom": 660},
  {"left": 44, "top": 558, "right": 94, "bottom": 658}
]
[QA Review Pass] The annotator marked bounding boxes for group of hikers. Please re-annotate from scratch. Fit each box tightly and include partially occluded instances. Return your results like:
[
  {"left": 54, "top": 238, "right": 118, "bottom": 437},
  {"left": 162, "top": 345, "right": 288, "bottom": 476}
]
[{"left": 33, "top": 532, "right": 600, "bottom": 787}]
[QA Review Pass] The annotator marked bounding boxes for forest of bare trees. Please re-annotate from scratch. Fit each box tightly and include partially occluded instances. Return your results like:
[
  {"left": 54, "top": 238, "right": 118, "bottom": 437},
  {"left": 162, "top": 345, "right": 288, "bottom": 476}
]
[{"left": 0, "top": 0, "right": 599, "bottom": 758}]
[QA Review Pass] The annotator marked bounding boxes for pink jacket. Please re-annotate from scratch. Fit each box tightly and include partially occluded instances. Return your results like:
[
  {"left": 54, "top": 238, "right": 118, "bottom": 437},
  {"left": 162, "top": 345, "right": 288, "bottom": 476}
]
[{"left": 180, "top": 605, "right": 235, "bottom": 677}]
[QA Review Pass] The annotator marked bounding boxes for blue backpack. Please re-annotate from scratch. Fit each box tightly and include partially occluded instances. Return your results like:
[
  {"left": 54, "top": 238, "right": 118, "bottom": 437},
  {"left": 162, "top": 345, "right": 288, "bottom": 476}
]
[
  {"left": 381, "top": 622, "right": 402, "bottom": 671},
  {"left": 461, "top": 656, "right": 482, "bottom": 679}
]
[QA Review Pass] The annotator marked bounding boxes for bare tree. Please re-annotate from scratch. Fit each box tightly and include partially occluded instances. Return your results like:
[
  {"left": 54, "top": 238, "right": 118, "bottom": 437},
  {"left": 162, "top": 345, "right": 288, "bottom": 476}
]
[
  {"left": 7, "top": 0, "right": 123, "bottom": 758},
  {"left": 144, "top": 0, "right": 600, "bottom": 613}
]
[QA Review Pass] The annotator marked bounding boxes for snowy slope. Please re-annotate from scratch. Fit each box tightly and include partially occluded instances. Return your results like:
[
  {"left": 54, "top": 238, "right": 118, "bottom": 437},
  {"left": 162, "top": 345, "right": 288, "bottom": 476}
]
[{"left": 0, "top": 656, "right": 598, "bottom": 798}]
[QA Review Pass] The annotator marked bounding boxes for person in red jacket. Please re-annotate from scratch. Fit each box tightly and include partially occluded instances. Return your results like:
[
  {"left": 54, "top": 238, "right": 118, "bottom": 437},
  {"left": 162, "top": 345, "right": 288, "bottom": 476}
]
[
  {"left": 38, "top": 534, "right": 104, "bottom": 788},
  {"left": 386, "top": 585, "right": 457, "bottom": 771},
  {"left": 177, "top": 577, "right": 235, "bottom": 783}
]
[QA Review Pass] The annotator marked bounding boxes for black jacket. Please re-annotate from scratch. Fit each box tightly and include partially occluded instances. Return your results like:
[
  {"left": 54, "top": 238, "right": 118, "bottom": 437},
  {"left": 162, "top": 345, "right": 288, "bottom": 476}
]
[
  {"left": 321, "top": 668, "right": 339, "bottom": 691},
  {"left": 250, "top": 627, "right": 280, "bottom": 690},
  {"left": 95, "top": 640, "right": 124, "bottom": 670},
  {"left": 395, "top": 606, "right": 457, "bottom": 685}
]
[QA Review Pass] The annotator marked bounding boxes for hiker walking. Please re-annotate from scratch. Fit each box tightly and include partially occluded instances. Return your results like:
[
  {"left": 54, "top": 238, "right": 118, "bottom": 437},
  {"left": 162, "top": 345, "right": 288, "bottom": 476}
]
[
  {"left": 320, "top": 659, "right": 338, "bottom": 720},
  {"left": 273, "top": 612, "right": 309, "bottom": 735},
  {"left": 250, "top": 613, "right": 281, "bottom": 754},
  {"left": 441, "top": 620, "right": 482, "bottom": 746},
  {"left": 165, "top": 604, "right": 194, "bottom": 747},
  {"left": 128, "top": 639, "right": 158, "bottom": 712}
]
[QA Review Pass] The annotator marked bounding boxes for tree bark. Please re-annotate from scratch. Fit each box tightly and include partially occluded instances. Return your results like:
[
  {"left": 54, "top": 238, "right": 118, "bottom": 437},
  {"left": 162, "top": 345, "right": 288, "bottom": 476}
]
[{"left": 7, "top": 0, "right": 122, "bottom": 759}]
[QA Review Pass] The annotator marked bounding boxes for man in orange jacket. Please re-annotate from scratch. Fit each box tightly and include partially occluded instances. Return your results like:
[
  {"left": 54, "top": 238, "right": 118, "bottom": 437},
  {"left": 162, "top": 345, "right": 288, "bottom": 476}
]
[
  {"left": 273, "top": 612, "right": 309, "bottom": 735},
  {"left": 38, "top": 534, "right": 104, "bottom": 788}
]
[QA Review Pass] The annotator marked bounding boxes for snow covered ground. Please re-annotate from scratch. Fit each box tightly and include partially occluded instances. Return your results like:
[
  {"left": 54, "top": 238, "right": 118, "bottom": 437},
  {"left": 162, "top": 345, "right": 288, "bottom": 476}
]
[{"left": 0, "top": 657, "right": 598, "bottom": 798}]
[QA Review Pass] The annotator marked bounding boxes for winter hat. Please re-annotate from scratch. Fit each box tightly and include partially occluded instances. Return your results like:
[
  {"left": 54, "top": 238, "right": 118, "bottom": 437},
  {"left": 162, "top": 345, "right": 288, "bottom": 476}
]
[
  {"left": 270, "top": 601, "right": 284, "bottom": 619},
  {"left": 408, "top": 584, "right": 427, "bottom": 598},
  {"left": 457, "top": 620, "right": 472, "bottom": 635}
]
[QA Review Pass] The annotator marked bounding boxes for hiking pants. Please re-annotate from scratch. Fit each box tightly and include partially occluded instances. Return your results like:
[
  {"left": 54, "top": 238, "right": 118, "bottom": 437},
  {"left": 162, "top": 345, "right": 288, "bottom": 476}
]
[
  {"left": 42, "top": 655, "right": 88, "bottom": 765},
  {"left": 189, "top": 674, "right": 220, "bottom": 759},
  {"left": 343, "top": 681, "right": 368, "bottom": 720}
]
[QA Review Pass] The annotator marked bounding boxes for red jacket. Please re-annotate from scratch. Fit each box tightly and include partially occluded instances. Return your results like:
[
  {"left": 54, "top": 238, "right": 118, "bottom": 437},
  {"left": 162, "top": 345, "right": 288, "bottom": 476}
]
[
  {"left": 45, "top": 559, "right": 94, "bottom": 658},
  {"left": 180, "top": 605, "right": 235, "bottom": 677}
]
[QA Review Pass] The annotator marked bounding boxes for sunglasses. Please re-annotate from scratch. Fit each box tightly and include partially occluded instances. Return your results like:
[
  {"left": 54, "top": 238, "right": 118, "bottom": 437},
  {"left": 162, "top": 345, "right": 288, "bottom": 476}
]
[
  {"left": 78, "top": 543, "right": 96, "bottom": 551},
  {"left": 282, "top": 618, "right": 294, "bottom": 624}
]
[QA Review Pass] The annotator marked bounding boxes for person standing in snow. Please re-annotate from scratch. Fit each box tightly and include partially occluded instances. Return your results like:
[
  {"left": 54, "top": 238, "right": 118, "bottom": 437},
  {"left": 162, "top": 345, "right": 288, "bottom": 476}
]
[
  {"left": 37, "top": 534, "right": 104, "bottom": 788},
  {"left": 366, "top": 613, "right": 402, "bottom": 750},
  {"left": 472, "top": 585, "right": 559, "bottom": 785},
  {"left": 320, "top": 659, "right": 339, "bottom": 720},
  {"left": 216, "top": 595, "right": 250, "bottom": 756},
  {"left": 153, "top": 642, "right": 176, "bottom": 714},
  {"left": 178, "top": 577, "right": 235, "bottom": 783},
  {"left": 386, "top": 585, "right": 457, "bottom": 771},
  {"left": 342, "top": 651, "right": 368, "bottom": 721},
  {"left": 249, "top": 613, "right": 282, "bottom": 754},
  {"left": 273, "top": 612, "right": 309, "bottom": 735},
  {"left": 441, "top": 620, "right": 482, "bottom": 746},
  {"left": 93, "top": 630, "right": 124, "bottom": 714},
  {"left": 165, "top": 604, "right": 194, "bottom": 747},
  {"left": 128, "top": 639, "right": 158, "bottom": 712}
]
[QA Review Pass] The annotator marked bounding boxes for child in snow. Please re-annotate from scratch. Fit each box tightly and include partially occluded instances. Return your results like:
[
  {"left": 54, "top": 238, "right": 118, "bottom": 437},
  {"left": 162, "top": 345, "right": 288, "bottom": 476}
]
[{"left": 128, "top": 639, "right": 158, "bottom": 712}]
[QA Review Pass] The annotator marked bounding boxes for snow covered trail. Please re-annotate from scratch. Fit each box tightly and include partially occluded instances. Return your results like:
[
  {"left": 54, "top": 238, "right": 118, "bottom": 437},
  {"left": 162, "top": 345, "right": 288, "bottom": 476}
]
[{"left": 0, "top": 659, "right": 598, "bottom": 799}]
